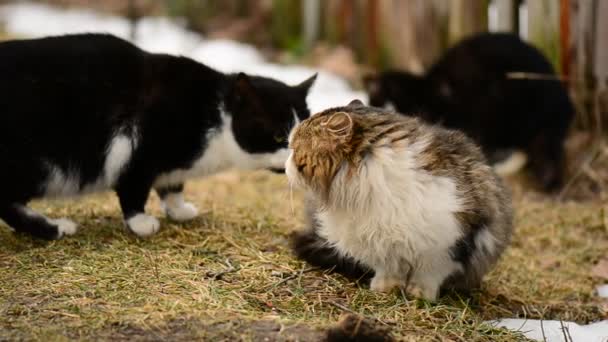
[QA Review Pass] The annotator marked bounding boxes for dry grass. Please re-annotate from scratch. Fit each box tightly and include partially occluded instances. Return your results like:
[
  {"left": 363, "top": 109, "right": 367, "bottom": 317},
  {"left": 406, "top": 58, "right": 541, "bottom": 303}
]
[{"left": 0, "top": 169, "right": 607, "bottom": 341}]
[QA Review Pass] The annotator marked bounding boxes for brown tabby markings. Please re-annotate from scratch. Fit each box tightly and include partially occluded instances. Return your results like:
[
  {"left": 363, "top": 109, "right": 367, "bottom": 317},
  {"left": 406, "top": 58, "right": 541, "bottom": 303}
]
[
  {"left": 288, "top": 101, "right": 513, "bottom": 298},
  {"left": 290, "top": 104, "right": 426, "bottom": 203}
]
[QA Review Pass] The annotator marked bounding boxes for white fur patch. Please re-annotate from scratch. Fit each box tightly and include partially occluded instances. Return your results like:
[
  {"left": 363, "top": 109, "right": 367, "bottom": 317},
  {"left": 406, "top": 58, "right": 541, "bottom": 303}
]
[
  {"left": 384, "top": 101, "right": 397, "bottom": 112},
  {"left": 154, "top": 109, "right": 295, "bottom": 187},
  {"left": 493, "top": 150, "right": 527, "bottom": 176},
  {"left": 475, "top": 228, "right": 498, "bottom": 254},
  {"left": 290, "top": 138, "right": 465, "bottom": 299},
  {"left": 126, "top": 214, "right": 160, "bottom": 237},
  {"left": 103, "top": 134, "right": 135, "bottom": 185},
  {"left": 43, "top": 165, "right": 80, "bottom": 197},
  {"left": 161, "top": 193, "right": 199, "bottom": 221},
  {"left": 43, "top": 130, "right": 137, "bottom": 197},
  {"left": 48, "top": 218, "right": 78, "bottom": 237},
  {"left": 19, "top": 206, "right": 78, "bottom": 238}
]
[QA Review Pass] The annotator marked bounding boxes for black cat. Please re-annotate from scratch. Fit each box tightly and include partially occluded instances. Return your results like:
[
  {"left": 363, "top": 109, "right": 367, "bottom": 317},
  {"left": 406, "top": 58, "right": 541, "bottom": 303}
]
[
  {"left": 364, "top": 32, "right": 574, "bottom": 191},
  {"left": 0, "top": 33, "right": 316, "bottom": 240}
]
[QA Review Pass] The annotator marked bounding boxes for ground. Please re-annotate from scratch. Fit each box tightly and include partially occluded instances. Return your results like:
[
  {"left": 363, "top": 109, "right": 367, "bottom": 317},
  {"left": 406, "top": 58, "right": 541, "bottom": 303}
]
[{"left": 1, "top": 170, "right": 606, "bottom": 341}]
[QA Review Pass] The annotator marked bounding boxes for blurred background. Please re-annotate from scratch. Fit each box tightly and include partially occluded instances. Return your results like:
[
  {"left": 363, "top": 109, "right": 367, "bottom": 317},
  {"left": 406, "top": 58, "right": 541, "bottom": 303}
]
[
  {"left": 0, "top": 1, "right": 605, "bottom": 127},
  {"left": 0, "top": 0, "right": 606, "bottom": 198}
]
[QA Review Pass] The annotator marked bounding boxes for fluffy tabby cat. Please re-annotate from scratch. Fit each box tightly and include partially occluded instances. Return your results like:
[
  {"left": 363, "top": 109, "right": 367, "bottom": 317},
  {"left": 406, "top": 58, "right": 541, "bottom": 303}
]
[
  {"left": 287, "top": 100, "right": 513, "bottom": 300},
  {"left": 0, "top": 33, "right": 316, "bottom": 240},
  {"left": 364, "top": 33, "right": 574, "bottom": 191}
]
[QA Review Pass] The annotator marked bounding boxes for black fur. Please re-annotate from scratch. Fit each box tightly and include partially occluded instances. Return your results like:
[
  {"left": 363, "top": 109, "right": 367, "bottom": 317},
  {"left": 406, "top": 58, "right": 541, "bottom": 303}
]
[
  {"left": 364, "top": 32, "right": 574, "bottom": 191},
  {"left": 291, "top": 230, "right": 374, "bottom": 282},
  {"left": 0, "top": 33, "right": 315, "bottom": 240}
]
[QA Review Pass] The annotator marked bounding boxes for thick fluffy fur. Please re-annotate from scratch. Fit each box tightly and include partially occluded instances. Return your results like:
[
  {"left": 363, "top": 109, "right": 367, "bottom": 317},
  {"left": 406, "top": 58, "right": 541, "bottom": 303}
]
[
  {"left": 364, "top": 33, "right": 574, "bottom": 191},
  {"left": 287, "top": 100, "right": 513, "bottom": 300},
  {"left": 0, "top": 33, "right": 315, "bottom": 240}
]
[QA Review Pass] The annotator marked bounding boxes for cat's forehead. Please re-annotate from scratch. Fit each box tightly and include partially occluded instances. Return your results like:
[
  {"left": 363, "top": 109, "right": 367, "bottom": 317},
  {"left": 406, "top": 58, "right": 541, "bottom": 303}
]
[{"left": 311, "top": 105, "right": 390, "bottom": 122}]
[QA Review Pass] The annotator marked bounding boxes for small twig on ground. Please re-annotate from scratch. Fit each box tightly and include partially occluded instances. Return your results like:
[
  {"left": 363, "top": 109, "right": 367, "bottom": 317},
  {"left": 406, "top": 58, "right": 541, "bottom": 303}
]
[
  {"left": 515, "top": 318, "right": 529, "bottom": 335},
  {"left": 559, "top": 320, "right": 572, "bottom": 342},
  {"left": 145, "top": 250, "right": 162, "bottom": 289},
  {"left": 540, "top": 319, "right": 547, "bottom": 342},
  {"left": 205, "top": 258, "right": 240, "bottom": 280},
  {"left": 564, "top": 322, "right": 574, "bottom": 342},
  {"left": 327, "top": 301, "right": 359, "bottom": 316},
  {"left": 268, "top": 267, "right": 318, "bottom": 288}
]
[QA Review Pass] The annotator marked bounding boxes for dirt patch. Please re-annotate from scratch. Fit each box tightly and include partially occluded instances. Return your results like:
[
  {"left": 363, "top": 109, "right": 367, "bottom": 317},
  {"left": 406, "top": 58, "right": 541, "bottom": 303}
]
[{"left": 55, "top": 318, "right": 321, "bottom": 341}]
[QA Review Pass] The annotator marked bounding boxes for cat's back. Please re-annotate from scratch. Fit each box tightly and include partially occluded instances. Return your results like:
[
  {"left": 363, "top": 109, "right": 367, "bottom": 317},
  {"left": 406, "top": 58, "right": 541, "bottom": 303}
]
[
  {"left": 0, "top": 33, "right": 142, "bottom": 61},
  {"left": 428, "top": 32, "right": 553, "bottom": 78},
  {"left": 0, "top": 33, "right": 145, "bottom": 83}
]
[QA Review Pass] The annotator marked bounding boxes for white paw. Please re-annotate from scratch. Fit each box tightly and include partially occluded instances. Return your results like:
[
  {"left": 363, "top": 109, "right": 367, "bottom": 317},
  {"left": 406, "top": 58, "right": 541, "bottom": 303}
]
[
  {"left": 48, "top": 218, "right": 78, "bottom": 237},
  {"left": 165, "top": 201, "right": 199, "bottom": 222},
  {"left": 126, "top": 214, "right": 160, "bottom": 237},
  {"left": 370, "top": 275, "right": 401, "bottom": 292}
]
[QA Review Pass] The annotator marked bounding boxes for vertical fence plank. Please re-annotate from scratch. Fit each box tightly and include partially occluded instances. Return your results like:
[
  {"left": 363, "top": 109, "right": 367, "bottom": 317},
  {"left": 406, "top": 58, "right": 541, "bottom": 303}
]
[
  {"left": 302, "top": 0, "right": 320, "bottom": 50},
  {"left": 527, "top": 0, "right": 561, "bottom": 70},
  {"left": 448, "top": 0, "right": 487, "bottom": 45},
  {"left": 568, "top": 0, "right": 602, "bottom": 130},
  {"left": 594, "top": 0, "right": 608, "bottom": 130},
  {"left": 494, "top": 0, "right": 516, "bottom": 32}
]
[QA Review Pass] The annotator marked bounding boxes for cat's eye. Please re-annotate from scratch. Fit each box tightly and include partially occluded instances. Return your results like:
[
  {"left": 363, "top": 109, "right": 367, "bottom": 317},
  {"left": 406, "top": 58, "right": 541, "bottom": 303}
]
[{"left": 274, "top": 135, "right": 286, "bottom": 143}]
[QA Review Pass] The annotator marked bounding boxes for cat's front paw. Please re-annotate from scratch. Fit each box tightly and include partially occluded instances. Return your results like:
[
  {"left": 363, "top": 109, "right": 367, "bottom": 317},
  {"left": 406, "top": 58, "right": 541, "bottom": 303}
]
[
  {"left": 48, "top": 218, "right": 78, "bottom": 238},
  {"left": 126, "top": 214, "right": 160, "bottom": 237},
  {"left": 407, "top": 283, "right": 438, "bottom": 301},
  {"left": 370, "top": 274, "right": 401, "bottom": 292},
  {"left": 165, "top": 201, "right": 199, "bottom": 222}
]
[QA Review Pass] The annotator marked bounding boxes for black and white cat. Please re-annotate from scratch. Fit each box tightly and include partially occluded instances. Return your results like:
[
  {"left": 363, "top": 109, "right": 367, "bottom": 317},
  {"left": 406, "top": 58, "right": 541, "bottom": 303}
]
[{"left": 0, "top": 33, "right": 316, "bottom": 240}]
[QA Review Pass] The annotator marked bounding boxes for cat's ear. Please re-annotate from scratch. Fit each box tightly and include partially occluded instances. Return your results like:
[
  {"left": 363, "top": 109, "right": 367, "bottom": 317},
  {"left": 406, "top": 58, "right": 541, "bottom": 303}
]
[
  {"left": 234, "top": 72, "right": 254, "bottom": 99},
  {"left": 231, "top": 72, "right": 264, "bottom": 109},
  {"left": 295, "top": 73, "right": 317, "bottom": 94},
  {"left": 347, "top": 99, "right": 365, "bottom": 107},
  {"left": 323, "top": 111, "right": 353, "bottom": 140},
  {"left": 228, "top": 72, "right": 269, "bottom": 123}
]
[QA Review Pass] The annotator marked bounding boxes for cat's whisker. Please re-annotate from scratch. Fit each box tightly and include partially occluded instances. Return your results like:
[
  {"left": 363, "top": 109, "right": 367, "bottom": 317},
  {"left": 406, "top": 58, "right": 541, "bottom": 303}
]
[{"left": 289, "top": 183, "right": 295, "bottom": 216}]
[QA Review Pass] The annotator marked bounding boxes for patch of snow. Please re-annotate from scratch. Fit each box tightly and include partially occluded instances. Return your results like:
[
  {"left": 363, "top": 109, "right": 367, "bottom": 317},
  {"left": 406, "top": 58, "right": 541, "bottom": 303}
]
[
  {"left": 487, "top": 319, "right": 608, "bottom": 342},
  {"left": 0, "top": 2, "right": 366, "bottom": 113},
  {"left": 598, "top": 284, "right": 608, "bottom": 298}
]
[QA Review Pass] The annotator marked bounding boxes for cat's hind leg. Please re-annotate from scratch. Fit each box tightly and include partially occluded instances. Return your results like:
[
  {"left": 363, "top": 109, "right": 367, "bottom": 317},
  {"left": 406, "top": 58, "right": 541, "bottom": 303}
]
[
  {"left": 0, "top": 203, "right": 77, "bottom": 240},
  {"left": 155, "top": 183, "right": 198, "bottom": 222}
]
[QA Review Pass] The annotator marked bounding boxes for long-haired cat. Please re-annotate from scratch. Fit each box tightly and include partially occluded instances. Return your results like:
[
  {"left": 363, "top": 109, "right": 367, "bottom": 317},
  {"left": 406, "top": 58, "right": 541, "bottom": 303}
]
[
  {"left": 287, "top": 100, "right": 513, "bottom": 300},
  {"left": 363, "top": 32, "right": 574, "bottom": 192},
  {"left": 0, "top": 33, "right": 316, "bottom": 240}
]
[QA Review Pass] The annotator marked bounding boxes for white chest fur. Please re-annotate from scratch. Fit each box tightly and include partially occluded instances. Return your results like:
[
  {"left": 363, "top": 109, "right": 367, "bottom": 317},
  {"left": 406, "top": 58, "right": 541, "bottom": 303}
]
[{"left": 315, "top": 143, "right": 464, "bottom": 273}]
